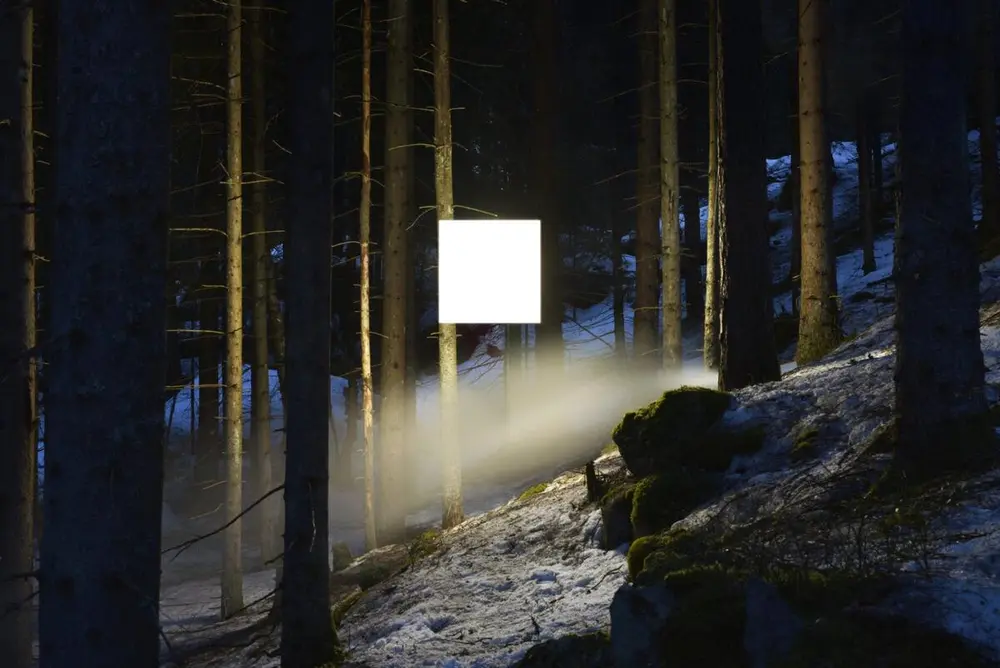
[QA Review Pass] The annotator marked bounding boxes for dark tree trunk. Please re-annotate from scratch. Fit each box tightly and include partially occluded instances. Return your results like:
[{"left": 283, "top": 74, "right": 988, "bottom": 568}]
[
  {"left": 681, "top": 186, "right": 704, "bottom": 323},
  {"left": 788, "top": 112, "right": 802, "bottom": 316},
  {"left": 39, "top": 1, "right": 171, "bottom": 665},
  {"left": 894, "top": 1, "right": 988, "bottom": 473},
  {"left": 717, "top": 0, "right": 780, "bottom": 390},
  {"left": 280, "top": 0, "right": 339, "bottom": 662},
  {"left": 857, "top": 93, "right": 876, "bottom": 274}
]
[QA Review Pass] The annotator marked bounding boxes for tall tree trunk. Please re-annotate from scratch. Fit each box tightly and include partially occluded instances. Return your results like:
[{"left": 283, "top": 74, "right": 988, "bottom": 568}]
[
  {"left": 895, "top": 1, "right": 987, "bottom": 475},
  {"left": 196, "top": 261, "right": 221, "bottom": 504},
  {"left": 612, "top": 216, "right": 627, "bottom": 358},
  {"left": 795, "top": 0, "right": 839, "bottom": 365},
  {"left": 979, "top": 0, "right": 1000, "bottom": 240},
  {"left": 870, "top": 100, "right": 883, "bottom": 219},
  {"left": 682, "top": 188, "right": 703, "bottom": 323},
  {"left": 280, "top": 0, "right": 339, "bottom": 661},
  {"left": 703, "top": 0, "right": 721, "bottom": 369},
  {"left": 39, "top": 1, "right": 170, "bottom": 663},
  {"left": 0, "top": 3, "right": 36, "bottom": 664},
  {"left": 380, "top": 0, "right": 411, "bottom": 545},
  {"left": 360, "top": 0, "right": 377, "bottom": 551},
  {"left": 857, "top": 92, "right": 876, "bottom": 274},
  {"left": 659, "top": 0, "right": 682, "bottom": 368},
  {"left": 532, "top": 0, "right": 564, "bottom": 361},
  {"left": 788, "top": 110, "right": 802, "bottom": 316},
  {"left": 249, "top": 0, "right": 276, "bottom": 567},
  {"left": 221, "top": 0, "right": 245, "bottom": 619},
  {"left": 717, "top": 0, "right": 780, "bottom": 390},
  {"left": 635, "top": 0, "right": 660, "bottom": 362},
  {"left": 434, "top": 0, "right": 463, "bottom": 530},
  {"left": 264, "top": 250, "right": 287, "bottom": 618}
]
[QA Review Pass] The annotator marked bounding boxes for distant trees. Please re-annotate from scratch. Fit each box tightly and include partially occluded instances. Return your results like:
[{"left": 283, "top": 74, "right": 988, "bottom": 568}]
[
  {"left": 0, "top": 2, "right": 36, "bottom": 665},
  {"left": 894, "top": 0, "right": 988, "bottom": 474},
  {"left": 795, "top": 0, "right": 839, "bottom": 365},
  {"left": 280, "top": 0, "right": 339, "bottom": 661},
  {"left": 716, "top": 0, "right": 780, "bottom": 390},
  {"left": 38, "top": 0, "right": 171, "bottom": 664}
]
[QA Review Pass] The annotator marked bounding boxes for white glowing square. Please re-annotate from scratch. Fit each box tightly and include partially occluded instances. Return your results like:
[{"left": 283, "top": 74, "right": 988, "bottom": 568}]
[{"left": 438, "top": 219, "right": 541, "bottom": 324}]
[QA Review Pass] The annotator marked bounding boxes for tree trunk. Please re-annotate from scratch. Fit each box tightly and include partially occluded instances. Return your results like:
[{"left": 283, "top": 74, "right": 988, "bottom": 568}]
[
  {"left": 196, "top": 261, "right": 221, "bottom": 503},
  {"left": 434, "top": 0, "right": 463, "bottom": 531},
  {"left": 249, "top": 0, "right": 276, "bottom": 568},
  {"left": 895, "top": 1, "right": 987, "bottom": 474},
  {"left": 221, "top": 0, "right": 245, "bottom": 619},
  {"left": 0, "top": 3, "right": 36, "bottom": 664},
  {"left": 635, "top": 0, "right": 660, "bottom": 362},
  {"left": 533, "top": 0, "right": 564, "bottom": 361},
  {"left": 717, "top": 0, "right": 780, "bottom": 390},
  {"left": 703, "top": 0, "right": 721, "bottom": 369},
  {"left": 39, "top": 1, "right": 170, "bottom": 663},
  {"left": 979, "top": 0, "right": 1000, "bottom": 241},
  {"left": 788, "top": 106, "right": 802, "bottom": 317},
  {"left": 659, "top": 0, "right": 682, "bottom": 368},
  {"left": 612, "top": 215, "right": 627, "bottom": 358},
  {"left": 280, "top": 0, "right": 339, "bottom": 661},
  {"left": 380, "top": 0, "right": 411, "bottom": 546},
  {"left": 795, "top": 0, "right": 839, "bottom": 365},
  {"left": 360, "top": 0, "right": 377, "bottom": 552},
  {"left": 682, "top": 188, "right": 703, "bottom": 324},
  {"left": 857, "top": 92, "right": 876, "bottom": 274}
]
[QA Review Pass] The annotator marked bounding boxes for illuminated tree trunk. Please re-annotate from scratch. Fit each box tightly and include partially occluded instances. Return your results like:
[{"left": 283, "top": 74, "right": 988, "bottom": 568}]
[
  {"left": 360, "top": 0, "right": 377, "bottom": 551},
  {"left": 280, "top": 0, "right": 338, "bottom": 660},
  {"left": 659, "top": 0, "right": 681, "bottom": 368},
  {"left": 795, "top": 0, "right": 839, "bottom": 365},
  {"left": 703, "top": 0, "right": 721, "bottom": 369},
  {"left": 0, "top": 4, "right": 36, "bottom": 665},
  {"left": 380, "top": 0, "right": 411, "bottom": 545},
  {"left": 635, "top": 0, "right": 660, "bottom": 362},
  {"left": 978, "top": 0, "right": 999, "bottom": 241},
  {"left": 249, "top": 0, "right": 276, "bottom": 567},
  {"left": 221, "top": 0, "right": 245, "bottom": 619},
  {"left": 39, "top": 0, "right": 170, "bottom": 662},
  {"left": 434, "top": 0, "right": 463, "bottom": 530}
]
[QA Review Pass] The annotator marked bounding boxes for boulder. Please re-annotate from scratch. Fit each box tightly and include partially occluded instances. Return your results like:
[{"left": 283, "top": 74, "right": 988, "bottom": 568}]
[
  {"left": 513, "top": 631, "right": 613, "bottom": 667},
  {"left": 610, "top": 583, "right": 675, "bottom": 667},
  {"left": 743, "top": 577, "right": 805, "bottom": 668}
]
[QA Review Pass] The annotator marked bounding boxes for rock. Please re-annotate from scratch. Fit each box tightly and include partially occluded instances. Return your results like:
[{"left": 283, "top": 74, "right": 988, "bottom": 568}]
[
  {"left": 331, "top": 541, "right": 353, "bottom": 572},
  {"left": 600, "top": 484, "right": 634, "bottom": 550},
  {"left": 610, "top": 583, "right": 675, "bottom": 667},
  {"left": 513, "top": 631, "right": 613, "bottom": 667},
  {"left": 743, "top": 577, "right": 804, "bottom": 668},
  {"left": 330, "top": 543, "right": 409, "bottom": 590}
]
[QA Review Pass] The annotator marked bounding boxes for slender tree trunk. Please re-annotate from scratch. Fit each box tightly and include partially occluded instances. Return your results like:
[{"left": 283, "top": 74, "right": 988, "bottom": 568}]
[
  {"left": 682, "top": 188, "right": 703, "bottom": 322},
  {"left": 345, "top": 376, "right": 358, "bottom": 484},
  {"left": 717, "top": 0, "right": 780, "bottom": 390},
  {"left": 249, "top": 0, "right": 276, "bottom": 567},
  {"left": 635, "top": 0, "right": 660, "bottom": 362},
  {"left": 795, "top": 0, "right": 839, "bottom": 365},
  {"left": 788, "top": 112, "right": 802, "bottom": 316},
  {"left": 221, "top": 0, "right": 245, "bottom": 618},
  {"left": 659, "top": 0, "right": 681, "bottom": 368},
  {"left": 895, "top": 1, "right": 987, "bottom": 475},
  {"left": 264, "top": 250, "right": 287, "bottom": 617},
  {"left": 533, "top": 0, "right": 564, "bottom": 360},
  {"left": 870, "top": 101, "right": 883, "bottom": 219},
  {"left": 703, "top": 0, "right": 721, "bottom": 369},
  {"left": 612, "top": 215, "right": 627, "bottom": 358},
  {"left": 979, "top": 0, "right": 999, "bottom": 240},
  {"left": 0, "top": 4, "right": 36, "bottom": 664},
  {"left": 857, "top": 93, "right": 876, "bottom": 274},
  {"left": 360, "top": 0, "right": 377, "bottom": 551},
  {"left": 380, "top": 0, "right": 411, "bottom": 545},
  {"left": 39, "top": 1, "right": 170, "bottom": 663},
  {"left": 280, "top": 0, "right": 339, "bottom": 661},
  {"left": 434, "top": 0, "right": 463, "bottom": 530},
  {"left": 196, "top": 262, "right": 221, "bottom": 502}
]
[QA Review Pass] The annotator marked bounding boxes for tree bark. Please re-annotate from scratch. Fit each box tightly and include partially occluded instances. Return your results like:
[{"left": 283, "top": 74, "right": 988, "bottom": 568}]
[
  {"left": 380, "top": 0, "right": 411, "bottom": 546},
  {"left": 280, "top": 0, "right": 339, "bottom": 661},
  {"left": 612, "top": 216, "right": 627, "bottom": 358},
  {"left": 196, "top": 260, "right": 221, "bottom": 503},
  {"left": 659, "top": 0, "right": 682, "bottom": 368},
  {"left": 635, "top": 0, "right": 661, "bottom": 362},
  {"left": 895, "top": 1, "right": 987, "bottom": 474},
  {"left": 434, "top": 0, "right": 463, "bottom": 530},
  {"left": 795, "top": 0, "right": 839, "bottom": 365},
  {"left": 717, "top": 0, "right": 780, "bottom": 390},
  {"left": 39, "top": 1, "right": 170, "bottom": 663},
  {"left": 703, "top": 0, "right": 721, "bottom": 369},
  {"left": 979, "top": 0, "right": 1000, "bottom": 241},
  {"left": 682, "top": 188, "right": 703, "bottom": 324},
  {"left": 221, "top": 0, "right": 245, "bottom": 619},
  {"left": 249, "top": 0, "right": 277, "bottom": 567},
  {"left": 788, "top": 104, "right": 802, "bottom": 317},
  {"left": 0, "top": 3, "right": 36, "bottom": 664},
  {"left": 857, "top": 92, "right": 876, "bottom": 274},
  {"left": 360, "top": 0, "right": 377, "bottom": 551}
]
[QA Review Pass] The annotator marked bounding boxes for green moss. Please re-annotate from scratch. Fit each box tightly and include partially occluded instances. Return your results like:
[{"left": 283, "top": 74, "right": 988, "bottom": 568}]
[
  {"left": 518, "top": 482, "right": 549, "bottom": 502},
  {"left": 357, "top": 563, "right": 393, "bottom": 590},
  {"left": 630, "top": 470, "right": 716, "bottom": 538},
  {"left": 331, "top": 589, "right": 363, "bottom": 628},
  {"left": 698, "top": 424, "right": 768, "bottom": 471},
  {"left": 407, "top": 529, "right": 442, "bottom": 564},
  {"left": 600, "top": 442, "right": 618, "bottom": 456},
  {"left": 626, "top": 535, "right": 663, "bottom": 580},
  {"left": 790, "top": 426, "right": 820, "bottom": 462}
]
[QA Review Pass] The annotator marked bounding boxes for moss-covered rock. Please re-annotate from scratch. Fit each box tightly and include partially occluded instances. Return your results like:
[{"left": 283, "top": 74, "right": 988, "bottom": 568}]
[
  {"left": 601, "top": 483, "right": 635, "bottom": 549},
  {"left": 698, "top": 423, "right": 768, "bottom": 471},
  {"left": 612, "top": 387, "right": 733, "bottom": 478},
  {"left": 630, "top": 469, "right": 717, "bottom": 538},
  {"left": 407, "top": 529, "right": 442, "bottom": 564},
  {"left": 331, "top": 541, "right": 353, "bottom": 573},
  {"left": 790, "top": 425, "right": 820, "bottom": 462},
  {"left": 518, "top": 482, "right": 549, "bottom": 502},
  {"left": 513, "top": 631, "right": 612, "bottom": 668}
]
